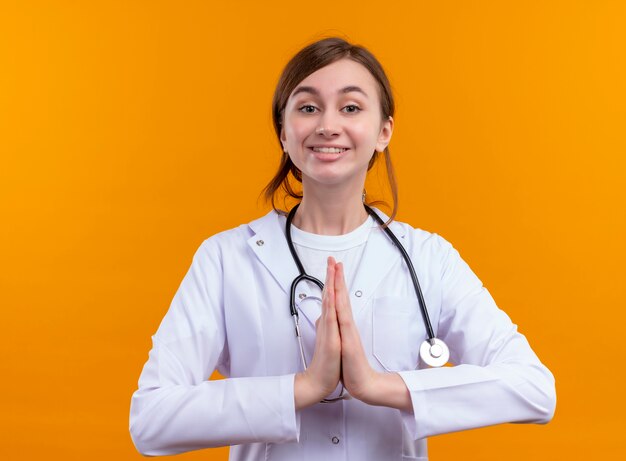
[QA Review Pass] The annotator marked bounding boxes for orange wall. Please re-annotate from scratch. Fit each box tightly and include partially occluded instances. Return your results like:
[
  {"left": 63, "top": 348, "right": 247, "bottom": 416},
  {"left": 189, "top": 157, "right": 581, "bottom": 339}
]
[{"left": 1, "top": 1, "right": 624, "bottom": 459}]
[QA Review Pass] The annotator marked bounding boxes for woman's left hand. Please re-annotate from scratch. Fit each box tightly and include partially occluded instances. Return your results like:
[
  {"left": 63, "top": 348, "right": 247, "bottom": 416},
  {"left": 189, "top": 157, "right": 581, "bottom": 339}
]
[
  {"left": 333, "top": 261, "right": 414, "bottom": 412},
  {"left": 332, "top": 261, "right": 380, "bottom": 403}
]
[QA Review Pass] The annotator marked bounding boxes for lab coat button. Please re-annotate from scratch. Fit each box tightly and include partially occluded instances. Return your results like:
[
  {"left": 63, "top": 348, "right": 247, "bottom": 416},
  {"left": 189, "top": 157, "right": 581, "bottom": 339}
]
[
  {"left": 331, "top": 436, "right": 340, "bottom": 444},
  {"left": 355, "top": 290, "right": 362, "bottom": 297},
  {"left": 299, "top": 293, "right": 307, "bottom": 299},
  {"left": 256, "top": 240, "right": 264, "bottom": 246}
]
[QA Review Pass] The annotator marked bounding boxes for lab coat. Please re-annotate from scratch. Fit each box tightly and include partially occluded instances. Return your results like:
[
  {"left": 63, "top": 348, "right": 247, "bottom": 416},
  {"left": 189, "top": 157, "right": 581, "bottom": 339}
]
[{"left": 129, "top": 208, "right": 556, "bottom": 460}]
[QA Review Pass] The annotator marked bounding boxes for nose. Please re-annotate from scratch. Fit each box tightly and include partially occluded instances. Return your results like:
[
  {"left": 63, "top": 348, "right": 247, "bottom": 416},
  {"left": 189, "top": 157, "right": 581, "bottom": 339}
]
[{"left": 316, "top": 111, "right": 341, "bottom": 137}]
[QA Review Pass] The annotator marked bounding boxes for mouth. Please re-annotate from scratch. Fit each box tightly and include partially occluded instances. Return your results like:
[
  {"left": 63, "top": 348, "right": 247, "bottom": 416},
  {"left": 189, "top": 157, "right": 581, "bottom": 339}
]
[
  {"left": 309, "top": 146, "right": 350, "bottom": 154},
  {"left": 308, "top": 146, "right": 350, "bottom": 162}
]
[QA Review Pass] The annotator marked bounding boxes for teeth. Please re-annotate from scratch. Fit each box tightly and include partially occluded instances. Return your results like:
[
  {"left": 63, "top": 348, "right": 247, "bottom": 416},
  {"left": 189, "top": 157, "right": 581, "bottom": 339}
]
[{"left": 312, "top": 147, "right": 347, "bottom": 153}]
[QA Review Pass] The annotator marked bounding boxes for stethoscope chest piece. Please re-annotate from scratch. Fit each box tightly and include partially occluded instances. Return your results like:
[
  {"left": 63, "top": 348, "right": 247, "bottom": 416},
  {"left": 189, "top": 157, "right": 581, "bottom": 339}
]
[
  {"left": 419, "top": 338, "right": 450, "bottom": 368},
  {"left": 286, "top": 203, "right": 454, "bottom": 376}
]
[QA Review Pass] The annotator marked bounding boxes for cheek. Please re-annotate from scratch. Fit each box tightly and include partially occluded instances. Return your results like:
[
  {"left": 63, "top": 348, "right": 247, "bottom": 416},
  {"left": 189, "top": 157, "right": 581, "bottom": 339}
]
[
  {"left": 350, "top": 122, "right": 381, "bottom": 149},
  {"left": 283, "top": 115, "right": 314, "bottom": 143}
]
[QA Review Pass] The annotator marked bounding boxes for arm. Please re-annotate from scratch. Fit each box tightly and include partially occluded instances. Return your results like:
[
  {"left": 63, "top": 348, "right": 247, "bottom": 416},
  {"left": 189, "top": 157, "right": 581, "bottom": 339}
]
[
  {"left": 396, "top": 234, "right": 556, "bottom": 439},
  {"left": 129, "top": 239, "right": 299, "bottom": 456}
]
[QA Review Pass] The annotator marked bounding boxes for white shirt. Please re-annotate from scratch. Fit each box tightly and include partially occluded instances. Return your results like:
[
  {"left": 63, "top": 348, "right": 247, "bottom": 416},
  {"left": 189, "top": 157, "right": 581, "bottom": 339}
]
[
  {"left": 129, "top": 208, "right": 556, "bottom": 460},
  {"left": 286, "top": 213, "right": 375, "bottom": 288}
]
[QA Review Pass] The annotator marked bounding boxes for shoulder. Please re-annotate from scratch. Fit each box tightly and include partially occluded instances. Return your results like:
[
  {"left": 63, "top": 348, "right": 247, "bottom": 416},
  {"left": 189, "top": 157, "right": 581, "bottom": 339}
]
[
  {"left": 371, "top": 208, "right": 455, "bottom": 259},
  {"left": 365, "top": 206, "right": 465, "bottom": 285},
  {"left": 399, "top": 221, "right": 453, "bottom": 253},
  {"left": 192, "top": 210, "right": 276, "bottom": 261},
  {"left": 387, "top": 217, "right": 479, "bottom": 292}
]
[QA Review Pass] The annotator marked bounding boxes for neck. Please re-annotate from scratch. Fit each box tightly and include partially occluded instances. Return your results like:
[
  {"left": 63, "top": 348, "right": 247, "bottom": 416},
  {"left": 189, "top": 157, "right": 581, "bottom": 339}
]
[{"left": 292, "top": 179, "right": 368, "bottom": 235}]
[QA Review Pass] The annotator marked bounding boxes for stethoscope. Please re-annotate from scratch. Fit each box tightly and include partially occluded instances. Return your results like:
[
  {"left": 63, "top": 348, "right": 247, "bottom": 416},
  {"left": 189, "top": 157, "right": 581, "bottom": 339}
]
[{"left": 285, "top": 203, "right": 450, "bottom": 402}]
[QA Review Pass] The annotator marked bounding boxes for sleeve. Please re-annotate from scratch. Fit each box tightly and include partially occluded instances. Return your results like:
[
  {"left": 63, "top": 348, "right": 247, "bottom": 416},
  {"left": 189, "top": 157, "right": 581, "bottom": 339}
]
[
  {"left": 129, "top": 238, "right": 300, "bottom": 456},
  {"left": 396, "top": 234, "right": 556, "bottom": 439}
]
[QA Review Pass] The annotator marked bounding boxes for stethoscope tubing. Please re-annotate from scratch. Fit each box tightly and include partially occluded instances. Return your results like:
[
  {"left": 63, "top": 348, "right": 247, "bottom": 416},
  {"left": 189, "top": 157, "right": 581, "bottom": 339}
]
[
  {"left": 362, "top": 205, "right": 436, "bottom": 343},
  {"left": 286, "top": 203, "right": 435, "bottom": 343},
  {"left": 285, "top": 203, "right": 449, "bottom": 382}
]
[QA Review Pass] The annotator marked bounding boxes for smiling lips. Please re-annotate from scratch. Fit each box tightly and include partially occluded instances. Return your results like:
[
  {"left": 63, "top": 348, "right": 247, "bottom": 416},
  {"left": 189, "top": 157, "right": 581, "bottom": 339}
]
[
  {"left": 310, "top": 146, "right": 349, "bottom": 153},
  {"left": 309, "top": 146, "right": 349, "bottom": 162}
]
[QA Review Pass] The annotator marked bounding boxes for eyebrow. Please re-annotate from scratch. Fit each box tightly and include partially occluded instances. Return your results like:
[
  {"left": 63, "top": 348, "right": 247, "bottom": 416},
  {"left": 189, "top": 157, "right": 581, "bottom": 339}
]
[{"left": 291, "top": 85, "right": 369, "bottom": 98}]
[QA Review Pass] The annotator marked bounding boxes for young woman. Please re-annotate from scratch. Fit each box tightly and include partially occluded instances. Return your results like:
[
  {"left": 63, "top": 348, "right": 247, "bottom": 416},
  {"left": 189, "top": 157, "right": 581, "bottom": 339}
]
[{"left": 129, "top": 37, "right": 556, "bottom": 460}]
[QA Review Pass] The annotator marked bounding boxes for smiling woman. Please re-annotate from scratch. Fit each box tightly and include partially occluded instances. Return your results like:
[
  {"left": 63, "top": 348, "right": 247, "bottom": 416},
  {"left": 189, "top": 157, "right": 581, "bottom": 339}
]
[
  {"left": 278, "top": 59, "right": 393, "bottom": 216},
  {"left": 266, "top": 38, "right": 398, "bottom": 231},
  {"left": 129, "top": 37, "right": 556, "bottom": 460}
]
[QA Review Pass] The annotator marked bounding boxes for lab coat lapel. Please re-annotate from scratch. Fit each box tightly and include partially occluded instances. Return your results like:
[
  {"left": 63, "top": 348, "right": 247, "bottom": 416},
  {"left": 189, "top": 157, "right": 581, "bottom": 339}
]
[
  {"left": 245, "top": 208, "right": 407, "bottom": 324},
  {"left": 246, "top": 210, "right": 318, "bottom": 302},
  {"left": 246, "top": 211, "right": 321, "bottom": 329},
  {"left": 350, "top": 208, "right": 407, "bottom": 315},
  {"left": 247, "top": 210, "right": 293, "bottom": 294}
]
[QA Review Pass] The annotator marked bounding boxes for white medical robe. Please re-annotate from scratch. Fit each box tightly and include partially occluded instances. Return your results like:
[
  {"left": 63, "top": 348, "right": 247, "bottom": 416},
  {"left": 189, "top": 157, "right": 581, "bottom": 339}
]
[{"left": 129, "top": 209, "right": 556, "bottom": 460}]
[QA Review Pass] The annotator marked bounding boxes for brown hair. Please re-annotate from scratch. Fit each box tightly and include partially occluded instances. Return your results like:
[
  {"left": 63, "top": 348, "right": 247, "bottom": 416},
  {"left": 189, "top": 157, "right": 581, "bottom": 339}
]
[{"left": 262, "top": 37, "right": 398, "bottom": 225}]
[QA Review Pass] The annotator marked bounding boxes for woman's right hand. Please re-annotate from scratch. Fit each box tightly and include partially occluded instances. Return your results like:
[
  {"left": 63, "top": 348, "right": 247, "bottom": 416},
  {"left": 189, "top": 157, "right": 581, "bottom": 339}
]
[{"left": 294, "top": 256, "right": 342, "bottom": 409}]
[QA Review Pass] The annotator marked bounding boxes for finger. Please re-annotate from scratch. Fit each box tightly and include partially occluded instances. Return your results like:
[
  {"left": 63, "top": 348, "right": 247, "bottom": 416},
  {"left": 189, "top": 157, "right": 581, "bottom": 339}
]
[
  {"left": 324, "top": 256, "right": 336, "bottom": 297},
  {"left": 333, "top": 262, "right": 345, "bottom": 321},
  {"left": 334, "top": 261, "right": 346, "bottom": 298},
  {"left": 334, "top": 262, "right": 353, "bottom": 320},
  {"left": 320, "top": 258, "right": 338, "bottom": 331},
  {"left": 324, "top": 256, "right": 336, "bottom": 311}
]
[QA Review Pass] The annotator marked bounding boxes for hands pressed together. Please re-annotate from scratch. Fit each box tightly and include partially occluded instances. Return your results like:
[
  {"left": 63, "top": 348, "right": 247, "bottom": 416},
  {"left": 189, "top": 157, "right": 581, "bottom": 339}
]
[{"left": 294, "top": 257, "right": 413, "bottom": 412}]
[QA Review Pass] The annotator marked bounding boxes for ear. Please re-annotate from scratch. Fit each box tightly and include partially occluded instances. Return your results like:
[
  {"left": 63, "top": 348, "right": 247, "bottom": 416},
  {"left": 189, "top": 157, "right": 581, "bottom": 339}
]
[
  {"left": 375, "top": 116, "right": 394, "bottom": 153},
  {"left": 280, "top": 126, "right": 287, "bottom": 152}
]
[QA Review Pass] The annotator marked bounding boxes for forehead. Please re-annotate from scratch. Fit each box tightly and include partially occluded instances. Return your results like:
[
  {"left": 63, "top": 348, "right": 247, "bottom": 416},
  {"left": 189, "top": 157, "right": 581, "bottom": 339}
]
[{"left": 289, "top": 58, "right": 379, "bottom": 99}]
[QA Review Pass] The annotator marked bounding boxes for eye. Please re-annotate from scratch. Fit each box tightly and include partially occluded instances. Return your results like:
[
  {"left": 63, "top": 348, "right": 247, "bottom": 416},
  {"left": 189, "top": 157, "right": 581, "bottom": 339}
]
[
  {"left": 342, "top": 104, "right": 361, "bottom": 114},
  {"left": 298, "top": 105, "right": 318, "bottom": 114}
]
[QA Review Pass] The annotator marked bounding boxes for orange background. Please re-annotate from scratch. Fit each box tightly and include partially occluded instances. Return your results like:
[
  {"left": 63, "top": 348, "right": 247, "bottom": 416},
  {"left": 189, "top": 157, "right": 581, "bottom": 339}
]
[{"left": 1, "top": 1, "right": 624, "bottom": 459}]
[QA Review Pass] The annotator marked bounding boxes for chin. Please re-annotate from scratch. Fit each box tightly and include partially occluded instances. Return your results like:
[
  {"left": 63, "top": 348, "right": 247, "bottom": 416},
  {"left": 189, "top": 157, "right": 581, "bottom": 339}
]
[{"left": 302, "top": 170, "right": 365, "bottom": 189}]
